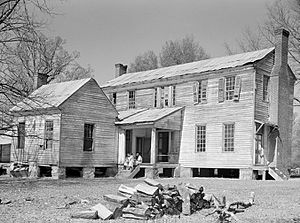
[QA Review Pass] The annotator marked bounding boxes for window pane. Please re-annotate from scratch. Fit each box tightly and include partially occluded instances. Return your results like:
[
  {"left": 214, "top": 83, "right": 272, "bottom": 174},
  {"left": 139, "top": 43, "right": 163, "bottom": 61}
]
[
  {"left": 18, "top": 122, "right": 25, "bottom": 149},
  {"left": 44, "top": 121, "right": 54, "bottom": 149},
  {"left": 196, "top": 125, "right": 206, "bottom": 152},
  {"left": 225, "top": 77, "right": 235, "bottom": 100},
  {"left": 224, "top": 123, "right": 234, "bottom": 151},
  {"left": 83, "top": 124, "right": 94, "bottom": 151}
]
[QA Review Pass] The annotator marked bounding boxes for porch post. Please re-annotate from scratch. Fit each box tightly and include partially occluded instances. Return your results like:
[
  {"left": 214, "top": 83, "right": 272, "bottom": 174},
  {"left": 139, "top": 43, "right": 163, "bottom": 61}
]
[
  {"left": 150, "top": 128, "right": 157, "bottom": 164},
  {"left": 118, "top": 129, "right": 126, "bottom": 165}
]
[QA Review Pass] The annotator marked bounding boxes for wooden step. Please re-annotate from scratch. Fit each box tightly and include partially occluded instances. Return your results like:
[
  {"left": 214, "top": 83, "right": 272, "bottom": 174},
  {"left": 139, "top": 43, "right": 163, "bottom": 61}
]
[
  {"left": 268, "top": 167, "right": 288, "bottom": 181},
  {"left": 115, "top": 165, "right": 141, "bottom": 179}
]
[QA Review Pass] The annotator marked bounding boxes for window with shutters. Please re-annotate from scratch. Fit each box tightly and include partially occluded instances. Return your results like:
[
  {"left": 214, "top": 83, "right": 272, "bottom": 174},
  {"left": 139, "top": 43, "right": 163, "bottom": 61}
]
[
  {"left": 225, "top": 76, "right": 235, "bottom": 100},
  {"left": 193, "top": 80, "right": 208, "bottom": 104},
  {"left": 83, "top": 123, "right": 94, "bottom": 151},
  {"left": 44, "top": 120, "right": 53, "bottom": 150},
  {"left": 263, "top": 75, "right": 269, "bottom": 102},
  {"left": 128, "top": 91, "right": 135, "bottom": 109},
  {"left": 17, "top": 122, "right": 25, "bottom": 149},
  {"left": 196, "top": 125, "right": 206, "bottom": 152},
  {"left": 223, "top": 123, "right": 234, "bottom": 152},
  {"left": 153, "top": 86, "right": 176, "bottom": 108}
]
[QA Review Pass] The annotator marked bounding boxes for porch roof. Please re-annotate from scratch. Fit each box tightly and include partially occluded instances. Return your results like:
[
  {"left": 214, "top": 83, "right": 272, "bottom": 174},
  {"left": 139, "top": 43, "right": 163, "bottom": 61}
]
[{"left": 116, "top": 107, "right": 183, "bottom": 127}]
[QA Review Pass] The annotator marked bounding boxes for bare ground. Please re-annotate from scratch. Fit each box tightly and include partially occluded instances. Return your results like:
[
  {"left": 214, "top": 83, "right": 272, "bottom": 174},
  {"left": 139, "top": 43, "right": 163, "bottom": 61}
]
[{"left": 0, "top": 176, "right": 300, "bottom": 223}]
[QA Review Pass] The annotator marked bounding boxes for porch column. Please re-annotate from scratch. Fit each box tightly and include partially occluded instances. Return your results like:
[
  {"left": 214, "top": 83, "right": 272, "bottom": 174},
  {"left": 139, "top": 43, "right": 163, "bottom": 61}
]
[
  {"left": 150, "top": 128, "right": 157, "bottom": 164},
  {"left": 118, "top": 129, "right": 126, "bottom": 165}
]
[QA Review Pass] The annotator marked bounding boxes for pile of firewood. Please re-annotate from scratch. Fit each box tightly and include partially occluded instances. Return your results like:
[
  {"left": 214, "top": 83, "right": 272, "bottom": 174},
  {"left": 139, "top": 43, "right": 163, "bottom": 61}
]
[{"left": 71, "top": 178, "right": 254, "bottom": 222}]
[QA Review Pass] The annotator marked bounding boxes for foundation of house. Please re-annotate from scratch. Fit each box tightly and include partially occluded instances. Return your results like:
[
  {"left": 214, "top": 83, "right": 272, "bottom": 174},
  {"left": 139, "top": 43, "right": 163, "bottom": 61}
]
[
  {"left": 105, "top": 166, "right": 118, "bottom": 177},
  {"left": 83, "top": 167, "right": 95, "bottom": 179},
  {"left": 180, "top": 167, "right": 192, "bottom": 178},
  {"left": 29, "top": 162, "right": 39, "bottom": 178},
  {"left": 145, "top": 167, "right": 159, "bottom": 179},
  {"left": 239, "top": 168, "right": 253, "bottom": 180},
  {"left": 51, "top": 166, "right": 66, "bottom": 179}
]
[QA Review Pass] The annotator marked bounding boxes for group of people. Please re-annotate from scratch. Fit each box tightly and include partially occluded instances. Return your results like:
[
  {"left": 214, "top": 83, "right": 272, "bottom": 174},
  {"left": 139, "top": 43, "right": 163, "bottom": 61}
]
[{"left": 124, "top": 152, "right": 143, "bottom": 170}]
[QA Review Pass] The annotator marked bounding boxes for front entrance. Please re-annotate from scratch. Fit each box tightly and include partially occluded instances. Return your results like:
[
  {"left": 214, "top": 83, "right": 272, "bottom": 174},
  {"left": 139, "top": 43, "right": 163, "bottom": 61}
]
[
  {"left": 158, "top": 132, "right": 169, "bottom": 162},
  {"left": 136, "top": 137, "right": 151, "bottom": 163}
]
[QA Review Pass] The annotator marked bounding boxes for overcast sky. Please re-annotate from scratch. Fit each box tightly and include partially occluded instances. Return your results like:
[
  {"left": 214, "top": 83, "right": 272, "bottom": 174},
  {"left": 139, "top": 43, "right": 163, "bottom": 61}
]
[{"left": 46, "top": 0, "right": 273, "bottom": 85}]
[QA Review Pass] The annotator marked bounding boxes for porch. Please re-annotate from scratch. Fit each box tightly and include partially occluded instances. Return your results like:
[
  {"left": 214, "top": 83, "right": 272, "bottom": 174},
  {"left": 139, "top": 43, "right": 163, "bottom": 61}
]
[{"left": 116, "top": 107, "right": 183, "bottom": 172}]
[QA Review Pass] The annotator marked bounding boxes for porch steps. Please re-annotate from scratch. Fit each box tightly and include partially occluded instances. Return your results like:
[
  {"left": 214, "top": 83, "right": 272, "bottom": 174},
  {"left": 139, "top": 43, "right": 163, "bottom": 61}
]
[
  {"left": 115, "top": 165, "right": 141, "bottom": 179},
  {"left": 268, "top": 167, "right": 288, "bottom": 181}
]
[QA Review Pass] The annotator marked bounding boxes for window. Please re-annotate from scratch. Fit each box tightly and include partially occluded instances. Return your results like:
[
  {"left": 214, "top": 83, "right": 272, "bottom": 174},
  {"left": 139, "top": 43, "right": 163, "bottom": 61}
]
[
  {"left": 83, "top": 123, "right": 94, "bottom": 151},
  {"left": 164, "top": 87, "right": 169, "bottom": 107},
  {"left": 224, "top": 123, "right": 234, "bottom": 152},
  {"left": 17, "top": 122, "right": 25, "bottom": 149},
  {"left": 111, "top": 93, "right": 117, "bottom": 106},
  {"left": 225, "top": 76, "right": 235, "bottom": 100},
  {"left": 263, "top": 75, "right": 269, "bottom": 101},
  {"left": 196, "top": 125, "right": 206, "bottom": 152},
  {"left": 153, "top": 88, "right": 158, "bottom": 108},
  {"left": 128, "top": 91, "right": 135, "bottom": 109},
  {"left": 193, "top": 80, "right": 207, "bottom": 104},
  {"left": 44, "top": 120, "right": 53, "bottom": 149},
  {"left": 172, "top": 86, "right": 176, "bottom": 106}
]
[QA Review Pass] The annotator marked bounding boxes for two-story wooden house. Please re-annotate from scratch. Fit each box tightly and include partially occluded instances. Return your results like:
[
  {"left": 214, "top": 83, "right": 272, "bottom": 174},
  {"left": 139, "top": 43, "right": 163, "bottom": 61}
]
[
  {"left": 10, "top": 77, "right": 118, "bottom": 179},
  {"left": 103, "top": 29, "right": 295, "bottom": 180}
]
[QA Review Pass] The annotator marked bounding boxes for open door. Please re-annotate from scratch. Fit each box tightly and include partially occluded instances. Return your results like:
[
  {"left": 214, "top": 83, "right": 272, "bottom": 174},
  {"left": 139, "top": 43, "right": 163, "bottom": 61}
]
[
  {"left": 136, "top": 137, "right": 151, "bottom": 163},
  {"left": 158, "top": 132, "right": 169, "bottom": 162}
]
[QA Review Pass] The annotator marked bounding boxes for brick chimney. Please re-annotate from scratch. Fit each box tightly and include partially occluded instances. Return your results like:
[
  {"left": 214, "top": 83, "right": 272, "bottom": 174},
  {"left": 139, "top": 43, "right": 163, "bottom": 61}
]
[
  {"left": 115, "top": 63, "right": 127, "bottom": 78},
  {"left": 33, "top": 73, "right": 48, "bottom": 90},
  {"left": 268, "top": 28, "right": 295, "bottom": 174},
  {"left": 269, "top": 28, "right": 290, "bottom": 124}
]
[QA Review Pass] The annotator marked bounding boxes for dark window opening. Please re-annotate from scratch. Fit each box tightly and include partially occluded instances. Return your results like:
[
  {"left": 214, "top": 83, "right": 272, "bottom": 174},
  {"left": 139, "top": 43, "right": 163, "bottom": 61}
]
[
  {"left": 95, "top": 167, "right": 107, "bottom": 178},
  {"left": 158, "top": 168, "right": 174, "bottom": 178},
  {"left": 17, "top": 122, "right": 25, "bottom": 149},
  {"left": 111, "top": 92, "right": 117, "bottom": 105},
  {"left": 83, "top": 123, "right": 94, "bottom": 151},
  {"left": 44, "top": 120, "right": 53, "bottom": 150}
]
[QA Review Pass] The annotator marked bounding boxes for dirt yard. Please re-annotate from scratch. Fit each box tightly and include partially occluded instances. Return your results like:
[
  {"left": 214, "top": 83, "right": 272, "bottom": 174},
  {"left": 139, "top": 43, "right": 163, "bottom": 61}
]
[{"left": 0, "top": 176, "right": 300, "bottom": 223}]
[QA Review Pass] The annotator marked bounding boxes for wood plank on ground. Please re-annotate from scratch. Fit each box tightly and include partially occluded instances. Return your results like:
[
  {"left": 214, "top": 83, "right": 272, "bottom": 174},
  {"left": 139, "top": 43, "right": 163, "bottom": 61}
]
[
  {"left": 103, "top": 194, "right": 128, "bottom": 204},
  {"left": 90, "top": 203, "right": 112, "bottom": 220},
  {"left": 135, "top": 183, "right": 158, "bottom": 196},
  {"left": 71, "top": 210, "right": 98, "bottom": 219},
  {"left": 118, "top": 184, "right": 137, "bottom": 195}
]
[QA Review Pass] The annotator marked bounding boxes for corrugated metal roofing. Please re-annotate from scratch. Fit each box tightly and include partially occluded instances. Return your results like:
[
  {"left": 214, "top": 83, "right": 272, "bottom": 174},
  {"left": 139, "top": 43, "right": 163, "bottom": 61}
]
[
  {"left": 103, "top": 48, "right": 274, "bottom": 88},
  {"left": 11, "top": 78, "right": 92, "bottom": 111},
  {"left": 116, "top": 107, "right": 183, "bottom": 125}
]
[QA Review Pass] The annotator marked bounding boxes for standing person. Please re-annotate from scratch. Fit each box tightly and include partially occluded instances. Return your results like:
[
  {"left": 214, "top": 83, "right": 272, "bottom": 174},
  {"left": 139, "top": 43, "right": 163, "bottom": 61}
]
[
  {"left": 136, "top": 152, "right": 143, "bottom": 165},
  {"left": 128, "top": 153, "right": 134, "bottom": 170}
]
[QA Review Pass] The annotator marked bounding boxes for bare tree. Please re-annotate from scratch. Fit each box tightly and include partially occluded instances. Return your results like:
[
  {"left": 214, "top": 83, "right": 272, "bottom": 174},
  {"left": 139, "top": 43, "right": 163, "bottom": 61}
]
[
  {"left": 160, "top": 35, "right": 209, "bottom": 67},
  {"left": 128, "top": 50, "right": 158, "bottom": 73}
]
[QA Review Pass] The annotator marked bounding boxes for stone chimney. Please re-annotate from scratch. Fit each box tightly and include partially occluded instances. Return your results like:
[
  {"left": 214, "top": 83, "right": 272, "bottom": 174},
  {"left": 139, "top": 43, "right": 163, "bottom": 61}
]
[
  {"left": 269, "top": 28, "right": 290, "bottom": 124},
  {"left": 33, "top": 73, "right": 48, "bottom": 90},
  {"left": 115, "top": 63, "right": 127, "bottom": 78}
]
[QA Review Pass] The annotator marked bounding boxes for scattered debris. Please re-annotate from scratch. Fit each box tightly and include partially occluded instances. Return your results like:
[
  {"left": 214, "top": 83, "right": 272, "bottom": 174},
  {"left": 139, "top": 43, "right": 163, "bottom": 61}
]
[
  {"left": 80, "top": 199, "right": 89, "bottom": 204},
  {"left": 24, "top": 197, "right": 34, "bottom": 202},
  {"left": 0, "top": 199, "right": 12, "bottom": 205},
  {"left": 70, "top": 178, "right": 255, "bottom": 222}
]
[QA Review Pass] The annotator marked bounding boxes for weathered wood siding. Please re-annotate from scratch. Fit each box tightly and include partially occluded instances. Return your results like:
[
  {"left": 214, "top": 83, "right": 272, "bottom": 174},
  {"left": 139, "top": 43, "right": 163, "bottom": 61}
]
[
  {"left": 255, "top": 53, "right": 274, "bottom": 122},
  {"left": 178, "top": 69, "right": 256, "bottom": 168},
  {"left": 59, "top": 79, "right": 118, "bottom": 167},
  {"left": 113, "top": 88, "right": 153, "bottom": 111},
  {"left": 155, "top": 110, "right": 183, "bottom": 130},
  {"left": 11, "top": 113, "right": 61, "bottom": 165}
]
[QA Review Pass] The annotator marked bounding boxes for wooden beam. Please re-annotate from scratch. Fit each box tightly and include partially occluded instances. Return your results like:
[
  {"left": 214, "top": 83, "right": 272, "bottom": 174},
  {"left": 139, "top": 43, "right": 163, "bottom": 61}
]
[
  {"left": 150, "top": 128, "right": 156, "bottom": 164},
  {"left": 118, "top": 129, "right": 126, "bottom": 165}
]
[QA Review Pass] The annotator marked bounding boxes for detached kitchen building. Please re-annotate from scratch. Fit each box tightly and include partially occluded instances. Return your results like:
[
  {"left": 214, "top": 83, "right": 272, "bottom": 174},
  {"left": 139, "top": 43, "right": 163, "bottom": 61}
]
[
  {"left": 10, "top": 77, "right": 118, "bottom": 179},
  {"left": 103, "top": 28, "right": 295, "bottom": 180}
]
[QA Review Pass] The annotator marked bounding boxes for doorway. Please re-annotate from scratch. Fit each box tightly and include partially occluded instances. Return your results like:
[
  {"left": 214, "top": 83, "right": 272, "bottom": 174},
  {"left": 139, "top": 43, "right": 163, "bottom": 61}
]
[
  {"left": 158, "top": 132, "right": 169, "bottom": 162},
  {"left": 136, "top": 137, "right": 151, "bottom": 163}
]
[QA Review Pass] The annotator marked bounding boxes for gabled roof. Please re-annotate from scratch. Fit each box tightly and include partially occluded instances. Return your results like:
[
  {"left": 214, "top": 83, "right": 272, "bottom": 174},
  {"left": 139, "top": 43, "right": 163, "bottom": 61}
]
[
  {"left": 116, "top": 107, "right": 183, "bottom": 125},
  {"left": 103, "top": 48, "right": 274, "bottom": 88},
  {"left": 11, "top": 78, "right": 92, "bottom": 112}
]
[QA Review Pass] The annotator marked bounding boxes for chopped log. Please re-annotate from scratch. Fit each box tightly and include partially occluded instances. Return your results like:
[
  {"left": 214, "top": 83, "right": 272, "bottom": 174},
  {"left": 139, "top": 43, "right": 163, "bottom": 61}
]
[
  {"left": 122, "top": 213, "right": 148, "bottom": 220},
  {"left": 135, "top": 183, "right": 158, "bottom": 196},
  {"left": 122, "top": 206, "right": 151, "bottom": 217},
  {"left": 118, "top": 184, "right": 137, "bottom": 195},
  {"left": 102, "top": 201, "right": 123, "bottom": 219},
  {"left": 144, "top": 178, "right": 163, "bottom": 189},
  {"left": 90, "top": 203, "right": 112, "bottom": 220},
  {"left": 178, "top": 183, "right": 191, "bottom": 215},
  {"left": 103, "top": 194, "right": 128, "bottom": 205},
  {"left": 71, "top": 210, "right": 98, "bottom": 219}
]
